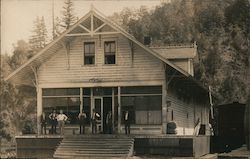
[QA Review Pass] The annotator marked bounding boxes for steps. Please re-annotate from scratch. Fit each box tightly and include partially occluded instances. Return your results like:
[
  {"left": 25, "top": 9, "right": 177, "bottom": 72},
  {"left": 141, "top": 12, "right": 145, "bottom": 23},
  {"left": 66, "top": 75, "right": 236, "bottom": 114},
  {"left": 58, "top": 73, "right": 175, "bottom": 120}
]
[{"left": 53, "top": 135, "right": 134, "bottom": 159}]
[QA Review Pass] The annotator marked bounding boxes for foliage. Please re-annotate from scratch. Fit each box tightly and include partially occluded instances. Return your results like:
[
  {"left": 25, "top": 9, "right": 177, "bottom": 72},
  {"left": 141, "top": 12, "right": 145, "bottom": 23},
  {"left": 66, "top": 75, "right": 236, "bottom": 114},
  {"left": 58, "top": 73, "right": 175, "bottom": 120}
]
[
  {"left": 29, "top": 16, "right": 48, "bottom": 53},
  {"left": 1, "top": 41, "right": 37, "bottom": 141},
  {"left": 0, "top": 77, "right": 37, "bottom": 139},
  {"left": 111, "top": 0, "right": 250, "bottom": 104},
  {"left": 22, "top": 119, "right": 36, "bottom": 134},
  {"left": 7, "top": 40, "right": 33, "bottom": 70},
  {"left": 60, "top": 0, "right": 77, "bottom": 30}
]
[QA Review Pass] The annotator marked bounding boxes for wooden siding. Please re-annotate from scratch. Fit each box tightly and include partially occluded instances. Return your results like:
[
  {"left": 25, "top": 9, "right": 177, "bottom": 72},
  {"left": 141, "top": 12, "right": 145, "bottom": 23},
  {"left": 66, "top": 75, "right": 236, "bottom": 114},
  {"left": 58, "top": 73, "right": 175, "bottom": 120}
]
[
  {"left": 38, "top": 34, "right": 165, "bottom": 85},
  {"left": 167, "top": 90, "right": 210, "bottom": 135}
]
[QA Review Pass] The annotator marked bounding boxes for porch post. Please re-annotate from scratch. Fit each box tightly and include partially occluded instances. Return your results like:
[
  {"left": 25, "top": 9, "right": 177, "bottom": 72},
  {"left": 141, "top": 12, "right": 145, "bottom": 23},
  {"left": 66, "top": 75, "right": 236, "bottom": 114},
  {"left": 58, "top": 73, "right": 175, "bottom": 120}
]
[
  {"left": 80, "top": 88, "right": 83, "bottom": 113},
  {"left": 37, "top": 87, "right": 42, "bottom": 135},
  {"left": 118, "top": 86, "right": 121, "bottom": 133},
  {"left": 112, "top": 88, "right": 115, "bottom": 131},
  {"left": 162, "top": 82, "right": 167, "bottom": 134}
]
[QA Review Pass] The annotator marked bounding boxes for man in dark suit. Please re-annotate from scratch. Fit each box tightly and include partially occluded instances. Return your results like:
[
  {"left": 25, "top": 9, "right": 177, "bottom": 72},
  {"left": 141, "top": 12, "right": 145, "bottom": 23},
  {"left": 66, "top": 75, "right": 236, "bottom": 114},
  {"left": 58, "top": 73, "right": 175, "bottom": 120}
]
[
  {"left": 124, "top": 110, "right": 130, "bottom": 135},
  {"left": 49, "top": 110, "right": 57, "bottom": 134},
  {"left": 41, "top": 112, "right": 47, "bottom": 135},
  {"left": 78, "top": 110, "right": 87, "bottom": 134}
]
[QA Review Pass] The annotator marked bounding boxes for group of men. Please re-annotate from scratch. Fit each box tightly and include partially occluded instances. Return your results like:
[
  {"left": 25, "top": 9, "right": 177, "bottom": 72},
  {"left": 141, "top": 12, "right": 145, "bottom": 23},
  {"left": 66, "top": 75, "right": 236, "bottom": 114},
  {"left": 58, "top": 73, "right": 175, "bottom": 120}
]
[
  {"left": 40, "top": 109, "right": 131, "bottom": 135},
  {"left": 40, "top": 109, "right": 68, "bottom": 135}
]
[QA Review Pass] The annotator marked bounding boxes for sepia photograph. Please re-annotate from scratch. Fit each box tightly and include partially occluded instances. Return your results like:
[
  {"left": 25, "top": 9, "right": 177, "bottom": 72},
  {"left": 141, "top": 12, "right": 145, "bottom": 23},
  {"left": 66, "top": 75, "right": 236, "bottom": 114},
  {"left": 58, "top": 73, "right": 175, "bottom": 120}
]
[{"left": 0, "top": 0, "right": 249, "bottom": 158}]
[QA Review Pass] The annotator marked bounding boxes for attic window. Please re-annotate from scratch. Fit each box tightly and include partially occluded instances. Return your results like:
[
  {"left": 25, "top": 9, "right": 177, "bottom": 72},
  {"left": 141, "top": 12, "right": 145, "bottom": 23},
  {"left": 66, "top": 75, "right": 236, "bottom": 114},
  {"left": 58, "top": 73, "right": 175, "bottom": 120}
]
[
  {"left": 84, "top": 42, "right": 95, "bottom": 65},
  {"left": 104, "top": 41, "right": 116, "bottom": 64}
]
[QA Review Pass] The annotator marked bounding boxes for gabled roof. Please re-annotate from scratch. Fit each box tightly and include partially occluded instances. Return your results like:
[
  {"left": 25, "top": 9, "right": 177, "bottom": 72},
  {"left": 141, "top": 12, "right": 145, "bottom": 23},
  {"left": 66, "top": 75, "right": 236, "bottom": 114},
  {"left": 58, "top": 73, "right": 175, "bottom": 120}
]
[{"left": 5, "top": 7, "right": 206, "bottom": 91}]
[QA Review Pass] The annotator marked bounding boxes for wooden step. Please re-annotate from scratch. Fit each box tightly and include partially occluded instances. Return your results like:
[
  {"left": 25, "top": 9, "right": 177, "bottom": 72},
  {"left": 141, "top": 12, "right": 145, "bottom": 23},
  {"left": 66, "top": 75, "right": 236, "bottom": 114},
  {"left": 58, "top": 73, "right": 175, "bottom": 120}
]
[{"left": 53, "top": 135, "right": 134, "bottom": 158}]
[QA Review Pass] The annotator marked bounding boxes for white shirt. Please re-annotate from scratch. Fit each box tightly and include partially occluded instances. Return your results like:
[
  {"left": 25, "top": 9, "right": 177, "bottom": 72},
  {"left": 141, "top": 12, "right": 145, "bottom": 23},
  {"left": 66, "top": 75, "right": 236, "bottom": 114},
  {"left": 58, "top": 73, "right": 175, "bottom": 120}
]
[
  {"left": 57, "top": 114, "right": 68, "bottom": 121},
  {"left": 125, "top": 112, "right": 128, "bottom": 120},
  {"left": 92, "top": 112, "right": 100, "bottom": 120}
]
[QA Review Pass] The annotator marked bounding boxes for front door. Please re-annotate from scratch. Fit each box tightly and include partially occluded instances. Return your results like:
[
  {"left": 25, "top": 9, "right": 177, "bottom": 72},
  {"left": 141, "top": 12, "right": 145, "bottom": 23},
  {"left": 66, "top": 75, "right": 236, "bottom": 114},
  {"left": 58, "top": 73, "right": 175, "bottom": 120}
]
[{"left": 94, "top": 97, "right": 103, "bottom": 132}]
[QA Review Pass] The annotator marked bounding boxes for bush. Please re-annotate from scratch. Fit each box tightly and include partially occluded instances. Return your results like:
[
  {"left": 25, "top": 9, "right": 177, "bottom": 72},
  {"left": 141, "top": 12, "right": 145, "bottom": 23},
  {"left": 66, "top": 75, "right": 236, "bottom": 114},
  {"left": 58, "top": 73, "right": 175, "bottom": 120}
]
[
  {"left": 167, "top": 121, "right": 177, "bottom": 134},
  {"left": 22, "top": 119, "right": 35, "bottom": 134}
]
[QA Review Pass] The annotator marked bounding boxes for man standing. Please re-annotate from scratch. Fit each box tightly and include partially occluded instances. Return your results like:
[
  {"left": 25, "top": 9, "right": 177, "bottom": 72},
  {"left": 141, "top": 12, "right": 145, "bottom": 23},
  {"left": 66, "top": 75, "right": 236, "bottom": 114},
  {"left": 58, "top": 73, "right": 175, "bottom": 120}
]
[
  {"left": 57, "top": 110, "right": 68, "bottom": 135},
  {"left": 91, "top": 109, "right": 100, "bottom": 134},
  {"left": 49, "top": 110, "right": 57, "bottom": 134},
  {"left": 78, "top": 110, "right": 87, "bottom": 134},
  {"left": 106, "top": 111, "right": 112, "bottom": 134},
  {"left": 124, "top": 110, "right": 130, "bottom": 135},
  {"left": 41, "top": 112, "right": 47, "bottom": 135}
]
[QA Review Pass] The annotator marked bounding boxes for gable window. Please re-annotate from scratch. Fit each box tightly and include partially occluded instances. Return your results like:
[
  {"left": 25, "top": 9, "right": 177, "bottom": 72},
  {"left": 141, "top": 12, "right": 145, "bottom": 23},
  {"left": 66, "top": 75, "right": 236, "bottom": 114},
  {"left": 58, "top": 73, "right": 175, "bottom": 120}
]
[
  {"left": 104, "top": 41, "right": 116, "bottom": 64},
  {"left": 84, "top": 42, "right": 95, "bottom": 65}
]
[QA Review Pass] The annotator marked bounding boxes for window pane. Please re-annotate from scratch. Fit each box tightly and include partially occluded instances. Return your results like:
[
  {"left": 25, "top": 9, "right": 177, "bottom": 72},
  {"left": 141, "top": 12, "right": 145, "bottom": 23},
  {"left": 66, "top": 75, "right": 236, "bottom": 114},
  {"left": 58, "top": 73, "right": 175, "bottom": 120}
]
[
  {"left": 83, "top": 97, "right": 91, "bottom": 124},
  {"left": 104, "top": 42, "right": 110, "bottom": 52},
  {"left": 68, "top": 97, "right": 80, "bottom": 106},
  {"left": 83, "top": 88, "right": 91, "bottom": 96},
  {"left": 121, "top": 86, "right": 162, "bottom": 94},
  {"left": 110, "top": 42, "right": 115, "bottom": 52},
  {"left": 43, "top": 97, "right": 80, "bottom": 124},
  {"left": 104, "top": 41, "right": 116, "bottom": 64},
  {"left": 148, "top": 96, "right": 162, "bottom": 110},
  {"left": 84, "top": 42, "right": 95, "bottom": 65},
  {"left": 121, "top": 95, "right": 162, "bottom": 125},
  {"left": 121, "top": 96, "right": 135, "bottom": 124},
  {"left": 105, "top": 55, "right": 115, "bottom": 64},
  {"left": 43, "top": 88, "right": 80, "bottom": 96},
  {"left": 84, "top": 44, "right": 89, "bottom": 53},
  {"left": 103, "top": 87, "right": 112, "bottom": 95},
  {"left": 84, "top": 56, "right": 94, "bottom": 64}
]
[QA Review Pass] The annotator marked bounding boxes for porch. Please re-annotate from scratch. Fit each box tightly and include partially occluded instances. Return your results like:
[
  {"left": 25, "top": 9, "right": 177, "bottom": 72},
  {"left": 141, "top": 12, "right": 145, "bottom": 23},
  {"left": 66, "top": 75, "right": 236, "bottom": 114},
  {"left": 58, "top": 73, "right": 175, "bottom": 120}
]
[{"left": 15, "top": 134, "right": 210, "bottom": 158}]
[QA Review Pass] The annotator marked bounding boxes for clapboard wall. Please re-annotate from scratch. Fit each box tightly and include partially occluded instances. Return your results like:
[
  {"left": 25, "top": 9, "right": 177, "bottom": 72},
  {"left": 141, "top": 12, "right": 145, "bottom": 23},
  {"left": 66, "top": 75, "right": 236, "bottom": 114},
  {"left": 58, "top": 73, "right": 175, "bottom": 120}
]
[
  {"left": 38, "top": 34, "right": 165, "bottom": 85},
  {"left": 167, "top": 87, "right": 210, "bottom": 135}
]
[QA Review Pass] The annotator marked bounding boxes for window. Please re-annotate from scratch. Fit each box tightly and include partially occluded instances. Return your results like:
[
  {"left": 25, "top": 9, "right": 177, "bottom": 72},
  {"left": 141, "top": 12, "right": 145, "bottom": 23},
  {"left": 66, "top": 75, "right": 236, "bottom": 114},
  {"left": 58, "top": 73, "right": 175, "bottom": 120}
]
[
  {"left": 104, "top": 41, "right": 116, "bottom": 64},
  {"left": 42, "top": 88, "right": 80, "bottom": 125},
  {"left": 43, "top": 97, "right": 80, "bottom": 124},
  {"left": 84, "top": 42, "right": 95, "bottom": 65},
  {"left": 121, "top": 86, "right": 162, "bottom": 125}
]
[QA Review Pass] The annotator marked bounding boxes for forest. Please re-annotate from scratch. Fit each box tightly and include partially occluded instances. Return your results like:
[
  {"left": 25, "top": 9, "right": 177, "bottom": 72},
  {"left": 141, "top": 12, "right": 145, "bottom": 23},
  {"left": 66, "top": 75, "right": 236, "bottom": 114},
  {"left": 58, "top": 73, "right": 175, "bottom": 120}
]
[{"left": 0, "top": 0, "right": 249, "bottom": 142}]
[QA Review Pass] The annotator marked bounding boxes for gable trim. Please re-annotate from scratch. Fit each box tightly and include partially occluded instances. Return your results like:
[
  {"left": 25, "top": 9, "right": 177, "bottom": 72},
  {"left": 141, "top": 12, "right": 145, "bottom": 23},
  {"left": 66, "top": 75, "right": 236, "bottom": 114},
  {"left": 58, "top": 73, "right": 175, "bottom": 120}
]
[{"left": 5, "top": 7, "right": 190, "bottom": 83}]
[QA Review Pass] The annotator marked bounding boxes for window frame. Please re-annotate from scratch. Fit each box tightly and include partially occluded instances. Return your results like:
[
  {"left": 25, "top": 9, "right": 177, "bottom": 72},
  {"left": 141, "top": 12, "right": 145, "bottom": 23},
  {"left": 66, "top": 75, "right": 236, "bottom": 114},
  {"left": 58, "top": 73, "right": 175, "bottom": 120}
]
[
  {"left": 82, "top": 40, "right": 96, "bottom": 66},
  {"left": 103, "top": 40, "right": 117, "bottom": 65}
]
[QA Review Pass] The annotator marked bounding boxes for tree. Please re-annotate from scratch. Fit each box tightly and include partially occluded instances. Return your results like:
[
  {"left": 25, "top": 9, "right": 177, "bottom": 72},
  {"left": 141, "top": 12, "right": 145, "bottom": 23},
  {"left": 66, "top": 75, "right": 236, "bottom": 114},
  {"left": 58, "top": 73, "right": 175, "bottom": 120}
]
[
  {"left": 53, "top": 16, "right": 63, "bottom": 39},
  {"left": 111, "top": 0, "right": 249, "bottom": 104},
  {"left": 29, "top": 16, "right": 48, "bottom": 52},
  {"left": 60, "top": 0, "right": 77, "bottom": 30},
  {"left": 8, "top": 40, "right": 32, "bottom": 70}
]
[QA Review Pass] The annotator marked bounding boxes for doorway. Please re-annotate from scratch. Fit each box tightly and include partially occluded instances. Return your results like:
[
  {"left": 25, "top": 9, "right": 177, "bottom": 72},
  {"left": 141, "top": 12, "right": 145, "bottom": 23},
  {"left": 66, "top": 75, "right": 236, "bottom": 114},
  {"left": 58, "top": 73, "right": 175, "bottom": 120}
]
[
  {"left": 94, "top": 97, "right": 103, "bottom": 132},
  {"left": 103, "top": 97, "right": 112, "bottom": 134},
  {"left": 93, "top": 97, "right": 112, "bottom": 133}
]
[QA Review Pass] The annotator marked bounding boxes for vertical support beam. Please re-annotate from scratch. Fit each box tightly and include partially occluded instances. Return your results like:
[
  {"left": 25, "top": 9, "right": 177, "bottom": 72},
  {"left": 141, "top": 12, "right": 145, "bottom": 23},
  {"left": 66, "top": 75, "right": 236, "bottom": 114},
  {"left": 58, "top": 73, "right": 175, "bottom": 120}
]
[
  {"left": 162, "top": 81, "right": 167, "bottom": 134},
  {"left": 37, "top": 87, "right": 42, "bottom": 135},
  {"left": 91, "top": 88, "right": 94, "bottom": 112},
  {"left": 91, "top": 88, "right": 94, "bottom": 131},
  {"left": 80, "top": 88, "right": 83, "bottom": 113},
  {"left": 112, "top": 87, "right": 115, "bottom": 131},
  {"left": 118, "top": 86, "right": 121, "bottom": 133}
]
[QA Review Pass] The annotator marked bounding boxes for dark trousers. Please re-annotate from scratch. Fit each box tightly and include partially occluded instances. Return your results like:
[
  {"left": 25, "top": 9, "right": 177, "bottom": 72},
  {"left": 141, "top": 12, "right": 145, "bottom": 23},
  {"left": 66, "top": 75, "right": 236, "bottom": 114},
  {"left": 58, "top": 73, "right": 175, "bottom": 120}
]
[
  {"left": 92, "top": 120, "right": 97, "bottom": 134},
  {"left": 51, "top": 120, "right": 57, "bottom": 134},
  {"left": 106, "top": 124, "right": 112, "bottom": 134},
  {"left": 125, "top": 121, "right": 130, "bottom": 135},
  {"left": 79, "top": 123, "right": 85, "bottom": 134},
  {"left": 41, "top": 124, "right": 46, "bottom": 135}
]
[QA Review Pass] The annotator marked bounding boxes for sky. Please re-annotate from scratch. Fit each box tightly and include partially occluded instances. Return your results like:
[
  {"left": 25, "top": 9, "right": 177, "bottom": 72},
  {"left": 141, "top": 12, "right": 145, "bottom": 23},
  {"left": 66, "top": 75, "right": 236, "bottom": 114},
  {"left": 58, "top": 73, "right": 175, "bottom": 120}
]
[{"left": 1, "top": 0, "right": 164, "bottom": 55}]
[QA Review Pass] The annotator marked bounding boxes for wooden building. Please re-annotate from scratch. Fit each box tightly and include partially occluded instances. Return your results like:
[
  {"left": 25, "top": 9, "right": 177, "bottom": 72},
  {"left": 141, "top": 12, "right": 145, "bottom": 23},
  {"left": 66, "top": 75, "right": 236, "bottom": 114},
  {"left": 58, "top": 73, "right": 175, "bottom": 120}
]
[{"left": 6, "top": 8, "right": 211, "bottom": 136}]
